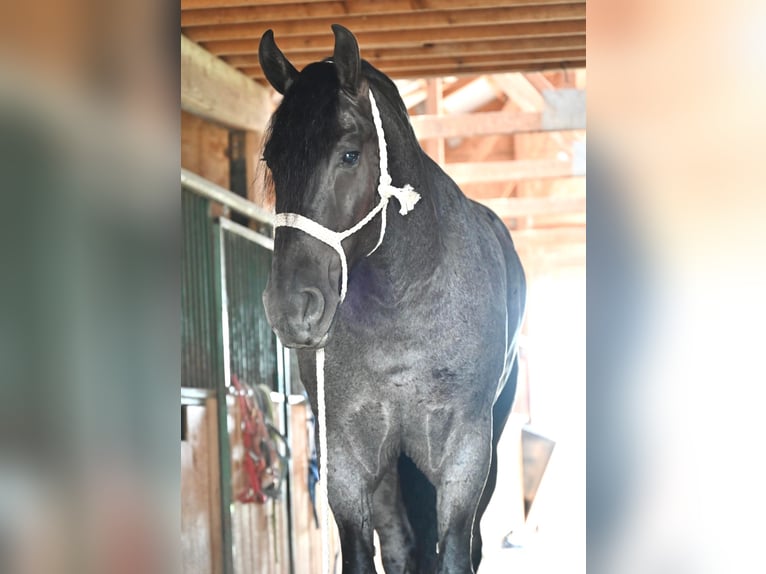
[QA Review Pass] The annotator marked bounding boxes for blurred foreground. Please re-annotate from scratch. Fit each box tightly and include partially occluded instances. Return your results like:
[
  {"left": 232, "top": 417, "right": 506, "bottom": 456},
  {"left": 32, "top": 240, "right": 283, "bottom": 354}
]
[{"left": 1, "top": 1, "right": 766, "bottom": 573}]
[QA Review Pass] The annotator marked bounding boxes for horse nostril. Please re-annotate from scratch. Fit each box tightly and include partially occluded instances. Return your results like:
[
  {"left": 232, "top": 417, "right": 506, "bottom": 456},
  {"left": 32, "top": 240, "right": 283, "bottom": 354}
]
[{"left": 300, "top": 287, "right": 325, "bottom": 326}]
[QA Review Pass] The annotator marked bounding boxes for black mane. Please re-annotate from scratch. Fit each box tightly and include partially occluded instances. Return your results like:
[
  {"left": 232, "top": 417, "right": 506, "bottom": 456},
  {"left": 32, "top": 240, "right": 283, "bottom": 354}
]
[{"left": 360, "top": 61, "right": 414, "bottom": 134}]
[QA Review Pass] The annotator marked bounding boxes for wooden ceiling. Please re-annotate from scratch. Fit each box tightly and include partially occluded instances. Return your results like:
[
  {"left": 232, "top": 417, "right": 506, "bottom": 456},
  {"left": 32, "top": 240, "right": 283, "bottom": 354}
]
[
  {"left": 180, "top": 1, "right": 586, "bottom": 276},
  {"left": 180, "top": 0, "right": 586, "bottom": 82}
]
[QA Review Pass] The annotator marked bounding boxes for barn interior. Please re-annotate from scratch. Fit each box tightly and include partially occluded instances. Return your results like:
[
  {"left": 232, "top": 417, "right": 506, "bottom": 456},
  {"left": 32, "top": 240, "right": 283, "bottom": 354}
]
[{"left": 181, "top": 2, "right": 586, "bottom": 572}]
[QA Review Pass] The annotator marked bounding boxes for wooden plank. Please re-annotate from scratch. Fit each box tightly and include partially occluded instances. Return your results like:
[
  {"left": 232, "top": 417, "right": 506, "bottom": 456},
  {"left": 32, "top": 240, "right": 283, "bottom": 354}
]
[
  {"left": 222, "top": 34, "right": 585, "bottom": 66},
  {"left": 182, "top": 0, "right": 584, "bottom": 25},
  {"left": 181, "top": 34, "right": 271, "bottom": 132},
  {"left": 525, "top": 71, "right": 556, "bottom": 92},
  {"left": 382, "top": 52, "right": 584, "bottom": 74},
  {"left": 201, "top": 20, "right": 587, "bottom": 55},
  {"left": 248, "top": 58, "right": 587, "bottom": 83},
  {"left": 181, "top": 399, "right": 223, "bottom": 574},
  {"left": 464, "top": 98, "right": 520, "bottom": 161},
  {"left": 183, "top": 0, "right": 327, "bottom": 7},
  {"left": 184, "top": 4, "right": 585, "bottom": 41},
  {"left": 423, "top": 78, "right": 445, "bottom": 164},
  {"left": 384, "top": 60, "right": 587, "bottom": 80},
  {"left": 341, "top": 60, "right": 584, "bottom": 81},
  {"left": 412, "top": 109, "right": 579, "bottom": 140},
  {"left": 239, "top": 48, "right": 584, "bottom": 77},
  {"left": 490, "top": 73, "right": 546, "bottom": 111},
  {"left": 443, "top": 159, "right": 582, "bottom": 184},
  {"left": 289, "top": 403, "right": 320, "bottom": 574},
  {"left": 477, "top": 194, "right": 585, "bottom": 218},
  {"left": 414, "top": 110, "right": 541, "bottom": 140}
]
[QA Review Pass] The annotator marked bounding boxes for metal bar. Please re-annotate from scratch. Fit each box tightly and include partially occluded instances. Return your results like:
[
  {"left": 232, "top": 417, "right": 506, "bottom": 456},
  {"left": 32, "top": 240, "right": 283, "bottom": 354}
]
[
  {"left": 182, "top": 168, "right": 274, "bottom": 226},
  {"left": 213, "top": 220, "right": 235, "bottom": 574},
  {"left": 219, "top": 216, "right": 275, "bottom": 251},
  {"left": 181, "top": 387, "right": 216, "bottom": 401},
  {"left": 217, "top": 224, "right": 233, "bottom": 391},
  {"left": 280, "top": 342, "right": 297, "bottom": 574}
]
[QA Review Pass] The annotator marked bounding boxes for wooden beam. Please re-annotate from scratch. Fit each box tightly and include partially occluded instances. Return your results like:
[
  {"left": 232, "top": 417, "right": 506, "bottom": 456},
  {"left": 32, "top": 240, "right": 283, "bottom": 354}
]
[
  {"left": 413, "top": 110, "right": 542, "bottom": 140},
  {"left": 181, "top": 34, "right": 271, "bottom": 132},
  {"left": 525, "top": 71, "right": 556, "bottom": 93},
  {"left": 467, "top": 98, "right": 521, "bottom": 161},
  {"left": 238, "top": 49, "right": 584, "bottom": 78},
  {"left": 490, "top": 73, "right": 545, "bottom": 111},
  {"left": 222, "top": 35, "right": 585, "bottom": 67},
  {"left": 410, "top": 106, "right": 584, "bottom": 140},
  {"left": 183, "top": 5, "right": 585, "bottom": 41},
  {"left": 385, "top": 53, "right": 584, "bottom": 73},
  {"left": 182, "top": 0, "right": 327, "bottom": 7},
  {"left": 423, "top": 78, "right": 445, "bottom": 164},
  {"left": 477, "top": 195, "right": 585, "bottom": 218},
  {"left": 182, "top": 0, "right": 585, "bottom": 24},
  {"left": 248, "top": 58, "right": 587, "bottom": 83},
  {"left": 201, "top": 21, "right": 587, "bottom": 55},
  {"left": 443, "top": 159, "right": 582, "bottom": 184}
]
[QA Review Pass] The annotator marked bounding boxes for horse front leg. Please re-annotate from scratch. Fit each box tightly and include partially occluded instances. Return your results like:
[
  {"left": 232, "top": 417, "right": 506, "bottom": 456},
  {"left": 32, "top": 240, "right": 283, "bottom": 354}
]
[
  {"left": 373, "top": 460, "right": 417, "bottom": 574},
  {"left": 327, "top": 448, "right": 377, "bottom": 574},
  {"left": 431, "top": 418, "right": 493, "bottom": 574}
]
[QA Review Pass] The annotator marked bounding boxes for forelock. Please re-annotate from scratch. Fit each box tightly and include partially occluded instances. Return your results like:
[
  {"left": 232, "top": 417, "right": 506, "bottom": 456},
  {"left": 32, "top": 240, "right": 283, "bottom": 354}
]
[{"left": 262, "top": 62, "right": 342, "bottom": 212}]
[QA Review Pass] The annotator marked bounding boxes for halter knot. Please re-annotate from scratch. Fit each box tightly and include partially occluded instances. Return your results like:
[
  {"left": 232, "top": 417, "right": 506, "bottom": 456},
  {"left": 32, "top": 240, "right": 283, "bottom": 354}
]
[{"left": 380, "top": 182, "right": 420, "bottom": 216}]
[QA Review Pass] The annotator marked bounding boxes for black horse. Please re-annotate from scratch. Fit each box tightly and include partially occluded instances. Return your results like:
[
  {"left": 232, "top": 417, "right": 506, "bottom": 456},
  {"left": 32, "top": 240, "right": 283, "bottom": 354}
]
[{"left": 260, "top": 25, "right": 526, "bottom": 574}]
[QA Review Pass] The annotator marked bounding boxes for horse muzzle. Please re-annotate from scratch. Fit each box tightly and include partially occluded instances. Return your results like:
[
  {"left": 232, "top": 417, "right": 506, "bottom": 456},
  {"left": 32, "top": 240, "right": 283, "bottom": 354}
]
[{"left": 262, "top": 275, "right": 339, "bottom": 349}]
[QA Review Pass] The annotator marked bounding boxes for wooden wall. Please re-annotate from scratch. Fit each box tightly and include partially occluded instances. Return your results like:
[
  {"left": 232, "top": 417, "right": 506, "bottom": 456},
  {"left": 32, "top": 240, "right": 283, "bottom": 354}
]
[
  {"left": 229, "top": 400, "right": 336, "bottom": 574},
  {"left": 181, "top": 398, "right": 223, "bottom": 574},
  {"left": 181, "top": 110, "right": 230, "bottom": 190}
]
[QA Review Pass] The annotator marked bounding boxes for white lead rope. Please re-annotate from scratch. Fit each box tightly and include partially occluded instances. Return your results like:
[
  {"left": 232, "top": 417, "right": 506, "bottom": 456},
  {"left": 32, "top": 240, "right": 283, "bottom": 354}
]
[
  {"left": 316, "top": 347, "right": 331, "bottom": 574},
  {"left": 274, "top": 89, "right": 420, "bottom": 574}
]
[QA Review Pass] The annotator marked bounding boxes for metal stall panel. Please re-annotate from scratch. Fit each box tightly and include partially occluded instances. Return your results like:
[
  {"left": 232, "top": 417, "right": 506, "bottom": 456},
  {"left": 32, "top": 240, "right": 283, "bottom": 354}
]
[
  {"left": 221, "top": 219, "right": 277, "bottom": 392},
  {"left": 182, "top": 188, "right": 220, "bottom": 391},
  {"left": 216, "top": 218, "right": 294, "bottom": 574}
]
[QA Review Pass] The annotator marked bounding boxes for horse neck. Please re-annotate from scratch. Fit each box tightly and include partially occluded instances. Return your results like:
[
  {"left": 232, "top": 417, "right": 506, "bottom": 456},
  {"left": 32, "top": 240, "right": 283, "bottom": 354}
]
[
  {"left": 366, "top": 143, "right": 443, "bottom": 296},
  {"left": 351, "top": 83, "right": 445, "bottom": 298}
]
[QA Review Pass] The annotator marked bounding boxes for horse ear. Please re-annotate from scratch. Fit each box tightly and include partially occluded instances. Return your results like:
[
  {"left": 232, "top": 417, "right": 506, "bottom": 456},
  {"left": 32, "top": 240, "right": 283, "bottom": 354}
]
[
  {"left": 259, "top": 29, "right": 298, "bottom": 95},
  {"left": 331, "top": 24, "right": 361, "bottom": 95}
]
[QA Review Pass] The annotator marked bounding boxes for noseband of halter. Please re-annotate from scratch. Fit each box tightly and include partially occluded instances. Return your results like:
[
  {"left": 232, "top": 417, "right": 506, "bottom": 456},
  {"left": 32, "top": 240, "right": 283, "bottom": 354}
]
[{"left": 273, "top": 90, "right": 421, "bottom": 302}]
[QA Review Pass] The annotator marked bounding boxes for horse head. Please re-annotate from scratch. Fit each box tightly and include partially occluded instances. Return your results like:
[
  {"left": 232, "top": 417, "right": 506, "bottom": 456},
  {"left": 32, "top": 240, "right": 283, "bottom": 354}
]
[{"left": 260, "top": 25, "right": 386, "bottom": 349}]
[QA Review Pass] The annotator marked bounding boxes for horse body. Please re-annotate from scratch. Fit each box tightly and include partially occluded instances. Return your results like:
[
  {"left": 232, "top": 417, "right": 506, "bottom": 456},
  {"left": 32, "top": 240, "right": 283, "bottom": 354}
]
[{"left": 260, "top": 25, "right": 525, "bottom": 574}]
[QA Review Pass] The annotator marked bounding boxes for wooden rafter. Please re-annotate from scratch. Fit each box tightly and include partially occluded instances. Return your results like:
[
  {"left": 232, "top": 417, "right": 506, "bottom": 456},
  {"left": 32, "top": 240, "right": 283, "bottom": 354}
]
[
  {"left": 200, "top": 21, "right": 586, "bottom": 57},
  {"left": 183, "top": 4, "right": 584, "bottom": 41},
  {"left": 411, "top": 108, "right": 584, "bottom": 139},
  {"left": 490, "top": 73, "right": 546, "bottom": 111},
  {"left": 222, "top": 35, "right": 585, "bottom": 66},
  {"left": 182, "top": 0, "right": 583, "bottom": 22},
  {"left": 179, "top": 1, "right": 587, "bottom": 272}
]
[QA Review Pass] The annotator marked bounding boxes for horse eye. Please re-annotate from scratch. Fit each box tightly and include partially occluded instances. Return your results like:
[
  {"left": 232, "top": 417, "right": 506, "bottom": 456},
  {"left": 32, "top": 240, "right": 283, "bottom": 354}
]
[{"left": 341, "top": 151, "right": 360, "bottom": 166}]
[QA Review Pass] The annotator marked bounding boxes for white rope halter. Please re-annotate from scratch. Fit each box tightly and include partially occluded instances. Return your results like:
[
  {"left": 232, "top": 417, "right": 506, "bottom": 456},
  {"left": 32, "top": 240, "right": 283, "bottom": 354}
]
[
  {"left": 272, "top": 89, "right": 419, "bottom": 574},
  {"left": 272, "top": 90, "right": 420, "bottom": 302}
]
